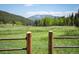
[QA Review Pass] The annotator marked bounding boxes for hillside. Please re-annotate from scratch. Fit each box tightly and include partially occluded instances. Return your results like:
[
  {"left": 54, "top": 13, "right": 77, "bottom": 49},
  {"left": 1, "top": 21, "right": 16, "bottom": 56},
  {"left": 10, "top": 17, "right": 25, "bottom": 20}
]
[{"left": 0, "top": 10, "right": 31, "bottom": 25}]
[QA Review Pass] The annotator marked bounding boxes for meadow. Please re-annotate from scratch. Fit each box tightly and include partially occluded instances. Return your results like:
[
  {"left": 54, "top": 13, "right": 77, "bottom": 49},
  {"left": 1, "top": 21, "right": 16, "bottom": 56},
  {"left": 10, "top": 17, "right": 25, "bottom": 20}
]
[{"left": 0, "top": 24, "right": 79, "bottom": 54}]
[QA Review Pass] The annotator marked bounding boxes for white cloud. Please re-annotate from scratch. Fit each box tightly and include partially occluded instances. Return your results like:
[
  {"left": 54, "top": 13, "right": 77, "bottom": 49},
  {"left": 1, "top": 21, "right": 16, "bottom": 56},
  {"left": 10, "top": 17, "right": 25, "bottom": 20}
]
[
  {"left": 24, "top": 11, "right": 76, "bottom": 17},
  {"left": 24, "top": 4, "right": 33, "bottom": 7}
]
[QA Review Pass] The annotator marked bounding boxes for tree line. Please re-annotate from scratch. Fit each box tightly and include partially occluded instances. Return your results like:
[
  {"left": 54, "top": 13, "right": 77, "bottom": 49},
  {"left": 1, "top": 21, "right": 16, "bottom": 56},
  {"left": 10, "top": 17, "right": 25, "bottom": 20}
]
[{"left": 33, "top": 9, "right": 79, "bottom": 27}]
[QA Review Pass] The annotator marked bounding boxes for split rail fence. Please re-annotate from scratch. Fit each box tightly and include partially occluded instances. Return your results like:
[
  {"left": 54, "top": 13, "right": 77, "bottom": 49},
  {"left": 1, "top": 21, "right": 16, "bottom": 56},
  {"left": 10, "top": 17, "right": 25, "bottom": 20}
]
[{"left": 0, "top": 31, "right": 79, "bottom": 54}]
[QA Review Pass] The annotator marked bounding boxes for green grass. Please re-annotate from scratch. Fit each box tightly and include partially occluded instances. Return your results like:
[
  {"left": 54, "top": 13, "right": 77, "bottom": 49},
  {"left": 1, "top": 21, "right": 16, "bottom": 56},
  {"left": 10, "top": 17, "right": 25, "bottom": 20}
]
[{"left": 0, "top": 25, "right": 79, "bottom": 54}]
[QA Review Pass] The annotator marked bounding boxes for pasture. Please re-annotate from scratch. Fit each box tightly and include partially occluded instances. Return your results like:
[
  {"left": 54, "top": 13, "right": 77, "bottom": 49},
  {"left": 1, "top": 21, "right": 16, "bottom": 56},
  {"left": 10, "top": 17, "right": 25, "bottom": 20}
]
[{"left": 0, "top": 25, "right": 79, "bottom": 54}]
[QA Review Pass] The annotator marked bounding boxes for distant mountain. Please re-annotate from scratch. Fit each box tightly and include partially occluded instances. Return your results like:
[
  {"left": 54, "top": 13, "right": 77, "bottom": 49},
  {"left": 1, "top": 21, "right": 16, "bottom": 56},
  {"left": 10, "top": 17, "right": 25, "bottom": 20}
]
[
  {"left": 0, "top": 10, "right": 31, "bottom": 25},
  {"left": 28, "top": 15, "right": 59, "bottom": 20}
]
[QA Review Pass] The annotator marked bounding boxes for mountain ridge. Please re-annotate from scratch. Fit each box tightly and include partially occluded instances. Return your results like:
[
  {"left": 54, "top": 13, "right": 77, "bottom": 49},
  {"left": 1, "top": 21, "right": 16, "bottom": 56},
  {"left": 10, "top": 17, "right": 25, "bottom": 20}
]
[{"left": 28, "top": 14, "right": 59, "bottom": 20}]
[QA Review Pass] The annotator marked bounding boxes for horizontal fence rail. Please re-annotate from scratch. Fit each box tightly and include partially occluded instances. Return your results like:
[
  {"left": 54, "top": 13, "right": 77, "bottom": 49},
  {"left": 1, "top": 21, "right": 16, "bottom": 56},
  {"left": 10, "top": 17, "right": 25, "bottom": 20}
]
[
  {"left": 0, "top": 38, "right": 25, "bottom": 40},
  {"left": 54, "top": 46, "right": 79, "bottom": 48},
  {"left": 54, "top": 36, "right": 79, "bottom": 39},
  {"left": 0, "top": 48, "right": 26, "bottom": 51},
  {"left": 0, "top": 32, "right": 32, "bottom": 54}
]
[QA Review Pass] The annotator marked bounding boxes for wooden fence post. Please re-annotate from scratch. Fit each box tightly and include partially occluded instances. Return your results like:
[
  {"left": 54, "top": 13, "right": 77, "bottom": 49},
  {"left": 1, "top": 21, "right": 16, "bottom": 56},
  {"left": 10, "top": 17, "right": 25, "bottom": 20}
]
[
  {"left": 26, "top": 32, "right": 32, "bottom": 54},
  {"left": 48, "top": 31, "right": 53, "bottom": 54}
]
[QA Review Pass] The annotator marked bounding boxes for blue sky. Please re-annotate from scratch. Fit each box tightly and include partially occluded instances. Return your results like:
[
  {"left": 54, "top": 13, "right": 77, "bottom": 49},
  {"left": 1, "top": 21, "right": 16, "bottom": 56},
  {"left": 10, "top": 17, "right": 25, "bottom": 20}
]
[{"left": 0, "top": 4, "right": 79, "bottom": 17}]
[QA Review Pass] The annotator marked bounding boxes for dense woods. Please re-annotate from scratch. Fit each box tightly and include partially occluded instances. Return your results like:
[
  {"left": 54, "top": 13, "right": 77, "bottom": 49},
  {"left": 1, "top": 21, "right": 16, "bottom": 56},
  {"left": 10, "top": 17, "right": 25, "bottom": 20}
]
[{"left": 0, "top": 9, "right": 79, "bottom": 27}]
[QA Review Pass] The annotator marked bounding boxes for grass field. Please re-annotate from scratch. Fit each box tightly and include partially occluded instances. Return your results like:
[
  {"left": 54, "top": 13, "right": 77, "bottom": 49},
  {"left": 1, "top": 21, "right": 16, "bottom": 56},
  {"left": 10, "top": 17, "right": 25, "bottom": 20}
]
[{"left": 0, "top": 25, "right": 79, "bottom": 54}]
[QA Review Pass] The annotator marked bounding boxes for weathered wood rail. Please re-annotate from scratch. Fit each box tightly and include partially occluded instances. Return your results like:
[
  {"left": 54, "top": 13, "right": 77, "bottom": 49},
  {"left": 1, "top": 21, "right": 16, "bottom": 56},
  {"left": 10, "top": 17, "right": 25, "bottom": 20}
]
[
  {"left": 54, "top": 36, "right": 79, "bottom": 39},
  {"left": 54, "top": 46, "right": 79, "bottom": 48},
  {"left": 0, "top": 38, "right": 25, "bottom": 40},
  {"left": 0, "top": 48, "right": 26, "bottom": 51}
]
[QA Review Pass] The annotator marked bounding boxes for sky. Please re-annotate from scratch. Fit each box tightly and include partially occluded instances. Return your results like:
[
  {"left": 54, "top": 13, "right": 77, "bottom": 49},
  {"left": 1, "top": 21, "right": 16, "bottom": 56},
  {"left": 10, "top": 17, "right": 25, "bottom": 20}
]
[{"left": 0, "top": 4, "right": 79, "bottom": 18}]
